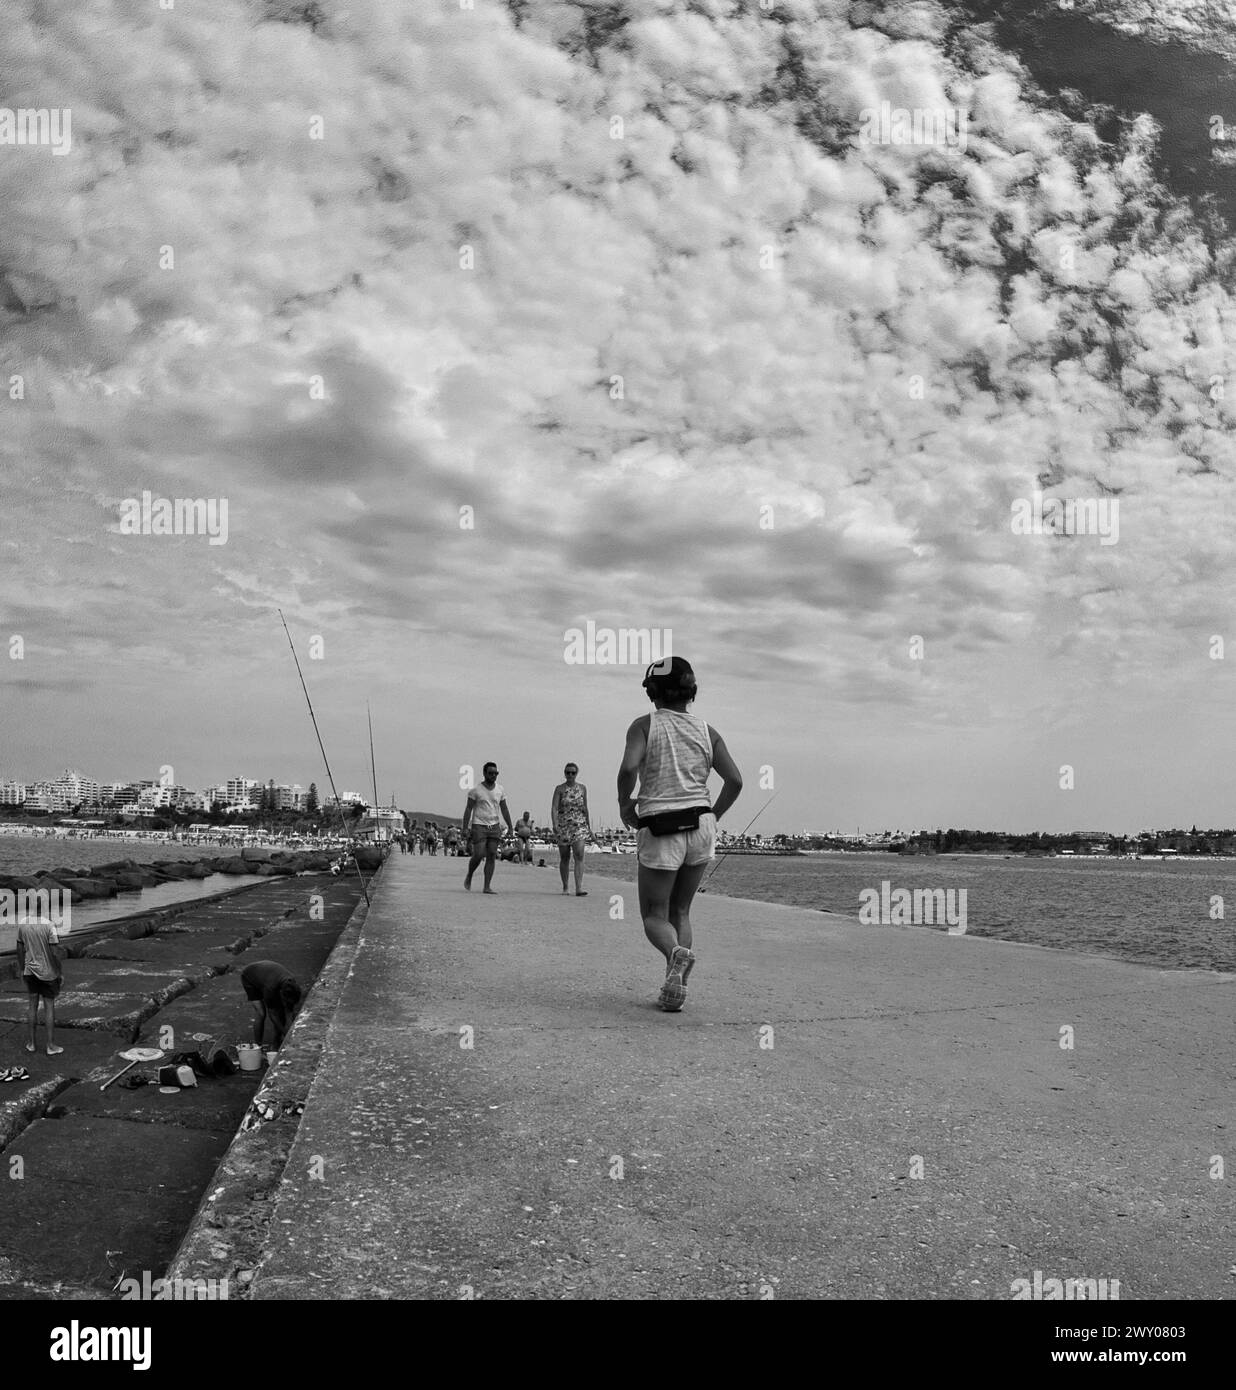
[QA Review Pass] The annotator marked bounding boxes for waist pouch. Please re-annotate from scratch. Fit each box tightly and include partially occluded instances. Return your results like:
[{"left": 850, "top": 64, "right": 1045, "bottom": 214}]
[{"left": 638, "top": 806, "right": 712, "bottom": 836}]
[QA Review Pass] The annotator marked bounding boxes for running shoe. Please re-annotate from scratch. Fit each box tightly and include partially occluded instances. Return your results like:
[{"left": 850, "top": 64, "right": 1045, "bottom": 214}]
[
  {"left": 658, "top": 950, "right": 689, "bottom": 1011},
  {"left": 673, "top": 945, "right": 696, "bottom": 987}
]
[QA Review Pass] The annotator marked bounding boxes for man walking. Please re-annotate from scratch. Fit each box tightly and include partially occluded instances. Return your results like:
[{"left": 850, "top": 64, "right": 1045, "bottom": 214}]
[{"left": 462, "top": 762, "right": 514, "bottom": 893}]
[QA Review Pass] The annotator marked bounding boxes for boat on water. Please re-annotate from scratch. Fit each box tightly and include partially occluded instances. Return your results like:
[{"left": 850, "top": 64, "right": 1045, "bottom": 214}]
[
  {"left": 354, "top": 802, "right": 405, "bottom": 844},
  {"left": 351, "top": 842, "right": 388, "bottom": 871}
]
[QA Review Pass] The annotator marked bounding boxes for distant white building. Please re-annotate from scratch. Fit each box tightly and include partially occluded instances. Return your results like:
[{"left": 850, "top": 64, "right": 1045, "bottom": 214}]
[
  {"left": 0, "top": 780, "right": 26, "bottom": 805},
  {"left": 272, "top": 784, "right": 306, "bottom": 811},
  {"left": 25, "top": 783, "right": 56, "bottom": 812},
  {"left": 225, "top": 777, "right": 260, "bottom": 805},
  {"left": 327, "top": 791, "right": 366, "bottom": 808}
]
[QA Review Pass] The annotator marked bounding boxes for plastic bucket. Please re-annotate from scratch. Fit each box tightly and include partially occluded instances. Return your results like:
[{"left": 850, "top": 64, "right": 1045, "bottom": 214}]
[{"left": 237, "top": 1045, "right": 262, "bottom": 1072}]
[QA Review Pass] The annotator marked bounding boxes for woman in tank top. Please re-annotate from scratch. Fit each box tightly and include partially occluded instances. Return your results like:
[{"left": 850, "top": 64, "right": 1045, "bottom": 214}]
[{"left": 616, "top": 656, "right": 744, "bottom": 1012}]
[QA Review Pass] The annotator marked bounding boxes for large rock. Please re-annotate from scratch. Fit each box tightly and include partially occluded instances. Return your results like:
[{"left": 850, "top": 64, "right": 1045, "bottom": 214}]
[
  {"left": 112, "top": 872, "right": 146, "bottom": 892},
  {"left": 240, "top": 846, "right": 273, "bottom": 863},
  {"left": 93, "top": 860, "right": 140, "bottom": 875},
  {"left": 53, "top": 875, "right": 118, "bottom": 900},
  {"left": 217, "top": 858, "right": 252, "bottom": 875},
  {"left": 151, "top": 861, "right": 196, "bottom": 880},
  {"left": 4, "top": 875, "right": 45, "bottom": 891}
]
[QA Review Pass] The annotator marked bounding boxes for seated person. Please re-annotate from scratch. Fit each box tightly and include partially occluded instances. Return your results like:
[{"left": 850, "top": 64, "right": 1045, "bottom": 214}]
[{"left": 240, "top": 960, "right": 302, "bottom": 1049}]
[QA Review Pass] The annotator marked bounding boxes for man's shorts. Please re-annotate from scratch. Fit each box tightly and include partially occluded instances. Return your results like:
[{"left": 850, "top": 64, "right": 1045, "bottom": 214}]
[
  {"left": 471, "top": 823, "right": 503, "bottom": 852},
  {"left": 23, "top": 973, "right": 61, "bottom": 999},
  {"left": 637, "top": 813, "right": 717, "bottom": 870}
]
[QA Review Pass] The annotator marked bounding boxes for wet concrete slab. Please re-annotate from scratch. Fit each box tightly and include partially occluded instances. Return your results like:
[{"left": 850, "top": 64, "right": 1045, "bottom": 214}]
[
  {"left": 0, "top": 989, "right": 169, "bottom": 1027},
  {"left": 2, "top": 1115, "right": 232, "bottom": 1289},
  {"left": 78, "top": 936, "right": 241, "bottom": 967},
  {"left": 0, "top": 872, "right": 366, "bottom": 1298},
  {"left": 3, "top": 965, "right": 197, "bottom": 997},
  {"left": 152, "top": 978, "right": 271, "bottom": 1052},
  {"left": 56, "top": 1070, "right": 264, "bottom": 1131}
]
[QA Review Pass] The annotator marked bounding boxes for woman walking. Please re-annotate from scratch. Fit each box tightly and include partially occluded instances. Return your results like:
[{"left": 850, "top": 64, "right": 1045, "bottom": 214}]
[
  {"left": 551, "top": 763, "right": 592, "bottom": 895},
  {"left": 616, "top": 656, "right": 743, "bottom": 1012}
]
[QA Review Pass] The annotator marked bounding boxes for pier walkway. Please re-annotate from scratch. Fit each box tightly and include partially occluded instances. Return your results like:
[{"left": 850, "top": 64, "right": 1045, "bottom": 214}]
[{"left": 240, "top": 854, "right": 1231, "bottom": 1299}]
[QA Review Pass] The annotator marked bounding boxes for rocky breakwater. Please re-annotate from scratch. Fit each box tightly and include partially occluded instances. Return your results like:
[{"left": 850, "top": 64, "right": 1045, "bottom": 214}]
[{"left": 0, "top": 849, "right": 338, "bottom": 904}]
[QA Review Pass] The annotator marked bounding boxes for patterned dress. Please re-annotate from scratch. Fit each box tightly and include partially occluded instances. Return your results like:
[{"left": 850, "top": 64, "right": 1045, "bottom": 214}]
[{"left": 555, "top": 783, "right": 589, "bottom": 846}]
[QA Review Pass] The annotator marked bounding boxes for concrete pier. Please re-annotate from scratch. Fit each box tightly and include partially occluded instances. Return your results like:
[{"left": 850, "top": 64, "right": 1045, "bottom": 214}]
[
  {"left": 0, "top": 874, "right": 365, "bottom": 1298},
  {"left": 230, "top": 853, "right": 1233, "bottom": 1300}
]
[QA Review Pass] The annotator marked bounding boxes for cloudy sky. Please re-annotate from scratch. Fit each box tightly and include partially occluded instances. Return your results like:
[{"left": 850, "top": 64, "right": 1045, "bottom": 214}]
[{"left": 3, "top": 0, "right": 1234, "bottom": 835}]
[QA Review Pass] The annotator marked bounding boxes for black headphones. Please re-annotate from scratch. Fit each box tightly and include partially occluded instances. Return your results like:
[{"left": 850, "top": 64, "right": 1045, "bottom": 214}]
[{"left": 642, "top": 659, "right": 697, "bottom": 697}]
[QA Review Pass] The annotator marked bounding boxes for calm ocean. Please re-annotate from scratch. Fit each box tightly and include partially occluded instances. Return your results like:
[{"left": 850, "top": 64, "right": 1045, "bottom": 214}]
[
  {"left": 586, "top": 852, "right": 1236, "bottom": 973},
  {"left": 0, "top": 834, "right": 266, "bottom": 951},
  {"left": 0, "top": 835, "right": 204, "bottom": 878}
]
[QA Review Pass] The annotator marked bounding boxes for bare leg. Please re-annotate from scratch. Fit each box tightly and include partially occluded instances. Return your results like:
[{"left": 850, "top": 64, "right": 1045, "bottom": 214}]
[
  {"left": 573, "top": 840, "right": 586, "bottom": 893},
  {"left": 45, "top": 998, "right": 62, "bottom": 1054},
  {"left": 558, "top": 844, "right": 570, "bottom": 892},
  {"left": 465, "top": 844, "right": 482, "bottom": 888},
  {"left": 667, "top": 861, "right": 709, "bottom": 953},
  {"left": 26, "top": 994, "right": 38, "bottom": 1052},
  {"left": 482, "top": 843, "right": 498, "bottom": 891},
  {"left": 637, "top": 865, "right": 680, "bottom": 961}
]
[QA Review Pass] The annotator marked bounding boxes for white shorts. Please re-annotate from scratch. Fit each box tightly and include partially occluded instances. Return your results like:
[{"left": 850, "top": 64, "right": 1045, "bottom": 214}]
[{"left": 637, "top": 813, "right": 716, "bottom": 870}]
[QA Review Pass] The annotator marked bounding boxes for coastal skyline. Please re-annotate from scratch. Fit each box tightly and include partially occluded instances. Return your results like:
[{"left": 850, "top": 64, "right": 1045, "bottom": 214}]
[
  {"left": 6, "top": 2, "right": 1236, "bottom": 836},
  {"left": 2, "top": 758, "right": 1232, "bottom": 845}
]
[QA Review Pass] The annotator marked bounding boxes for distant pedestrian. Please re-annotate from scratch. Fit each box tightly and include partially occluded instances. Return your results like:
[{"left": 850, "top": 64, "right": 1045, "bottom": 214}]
[
  {"left": 515, "top": 811, "right": 534, "bottom": 864},
  {"left": 445, "top": 825, "right": 460, "bottom": 856},
  {"left": 462, "top": 762, "right": 513, "bottom": 893},
  {"left": 240, "top": 960, "right": 302, "bottom": 1050},
  {"left": 427, "top": 823, "right": 439, "bottom": 856},
  {"left": 16, "top": 916, "right": 65, "bottom": 1056},
  {"left": 551, "top": 764, "right": 592, "bottom": 895},
  {"left": 617, "top": 657, "right": 743, "bottom": 1012}
]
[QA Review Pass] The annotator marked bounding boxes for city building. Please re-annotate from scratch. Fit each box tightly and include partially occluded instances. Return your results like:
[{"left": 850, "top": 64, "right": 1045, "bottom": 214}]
[{"left": 224, "top": 777, "right": 261, "bottom": 806}]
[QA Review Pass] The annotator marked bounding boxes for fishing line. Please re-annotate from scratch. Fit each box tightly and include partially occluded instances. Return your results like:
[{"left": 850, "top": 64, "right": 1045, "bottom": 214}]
[{"left": 701, "top": 792, "right": 777, "bottom": 889}]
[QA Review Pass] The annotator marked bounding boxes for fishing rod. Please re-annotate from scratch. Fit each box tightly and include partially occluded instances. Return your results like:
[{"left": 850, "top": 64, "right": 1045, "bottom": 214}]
[
  {"left": 277, "top": 610, "right": 370, "bottom": 907},
  {"left": 367, "top": 702, "right": 380, "bottom": 813},
  {"left": 701, "top": 792, "right": 777, "bottom": 889}
]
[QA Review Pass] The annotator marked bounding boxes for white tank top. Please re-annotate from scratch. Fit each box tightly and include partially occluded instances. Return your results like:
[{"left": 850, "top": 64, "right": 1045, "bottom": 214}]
[{"left": 636, "top": 708, "right": 713, "bottom": 816}]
